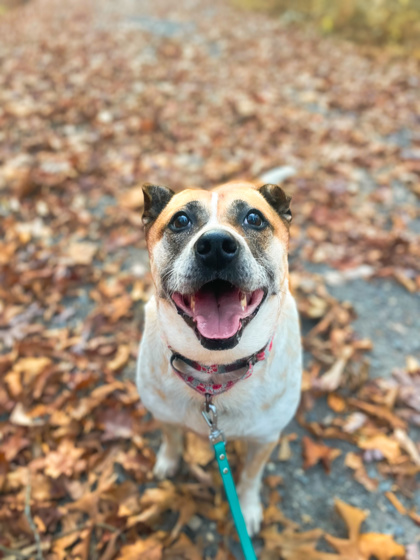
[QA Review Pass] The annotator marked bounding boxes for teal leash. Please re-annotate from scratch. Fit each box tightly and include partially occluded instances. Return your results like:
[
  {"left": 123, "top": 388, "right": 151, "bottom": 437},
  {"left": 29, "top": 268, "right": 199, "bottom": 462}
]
[{"left": 202, "top": 400, "right": 257, "bottom": 560}]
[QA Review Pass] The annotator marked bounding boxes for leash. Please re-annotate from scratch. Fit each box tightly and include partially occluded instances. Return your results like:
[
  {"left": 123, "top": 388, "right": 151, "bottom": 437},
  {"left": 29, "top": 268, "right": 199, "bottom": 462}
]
[
  {"left": 169, "top": 339, "right": 274, "bottom": 557},
  {"left": 202, "top": 396, "right": 257, "bottom": 560}
]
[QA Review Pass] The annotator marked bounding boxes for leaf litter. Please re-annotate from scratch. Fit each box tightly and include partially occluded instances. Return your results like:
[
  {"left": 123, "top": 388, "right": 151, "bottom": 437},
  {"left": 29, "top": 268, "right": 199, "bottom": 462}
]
[{"left": 0, "top": 0, "right": 419, "bottom": 558}]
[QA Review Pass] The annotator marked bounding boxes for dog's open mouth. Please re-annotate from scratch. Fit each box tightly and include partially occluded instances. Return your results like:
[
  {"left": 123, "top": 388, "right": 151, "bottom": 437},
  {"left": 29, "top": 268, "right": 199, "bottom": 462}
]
[{"left": 172, "top": 280, "right": 265, "bottom": 346}]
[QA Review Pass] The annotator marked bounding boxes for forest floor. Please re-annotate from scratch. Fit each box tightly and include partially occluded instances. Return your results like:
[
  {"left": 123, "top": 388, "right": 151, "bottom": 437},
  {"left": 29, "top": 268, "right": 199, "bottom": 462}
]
[{"left": 0, "top": 0, "right": 419, "bottom": 558}]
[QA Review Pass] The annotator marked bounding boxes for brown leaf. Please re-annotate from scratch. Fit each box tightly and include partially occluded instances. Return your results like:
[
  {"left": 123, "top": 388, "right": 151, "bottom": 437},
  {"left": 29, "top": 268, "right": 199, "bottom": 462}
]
[
  {"left": 347, "top": 398, "right": 406, "bottom": 430},
  {"left": 163, "top": 534, "right": 202, "bottom": 560},
  {"left": 10, "top": 403, "right": 45, "bottom": 426},
  {"left": 44, "top": 439, "right": 85, "bottom": 478},
  {"left": 183, "top": 432, "right": 214, "bottom": 467},
  {"left": 393, "top": 428, "right": 420, "bottom": 466},
  {"left": 99, "top": 532, "right": 121, "bottom": 560},
  {"left": 0, "top": 452, "right": 8, "bottom": 491},
  {"left": 358, "top": 434, "right": 401, "bottom": 464},
  {"left": 358, "top": 533, "right": 405, "bottom": 560},
  {"left": 385, "top": 492, "right": 407, "bottom": 515},
  {"left": 118, "top": 537, "right": 163, "bottom": 560},
  {"left": 260, "top": 526, "right": 339, "bottom": 559},
  {"left": 108, "top": 344, "right": 130, "bottom": 372},
  {"left": 345, "top": 452, "right": 378, "bottom": 492},
  {"left": 302, "top": 436, "right": 341, "bottom": 473},
  {"left": 278, "top": 436, "right": 292, "bottom": 461},
  {"left": 66, "top": 241, "right": 98, "bottom": 265},
  {"left": 327, "top": 393, "right": 346, "bottom": 413},
  {"left": 325, "top": 499, "right": 368, "bottom": 557},
  {"left": 326, "top": 499, "right": 404, "bottom": 559},
  {"left": 312, "top": 347, "right": 353, "bottom": 391}
]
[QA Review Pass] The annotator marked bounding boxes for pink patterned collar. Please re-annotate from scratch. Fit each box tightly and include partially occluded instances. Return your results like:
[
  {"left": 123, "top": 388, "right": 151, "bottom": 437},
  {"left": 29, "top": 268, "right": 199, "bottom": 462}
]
[{"left": 170, "top": 337, "right": 273, "bottom": 397}]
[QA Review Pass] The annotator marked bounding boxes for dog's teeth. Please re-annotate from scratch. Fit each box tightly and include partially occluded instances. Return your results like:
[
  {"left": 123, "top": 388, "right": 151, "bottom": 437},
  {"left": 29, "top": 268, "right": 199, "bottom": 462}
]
[
  {"left": 241, "top": 293, "right": 247, "bottom": 311},
  {"left": 191, "top": 295, "right": 196, "bottom": 312}
]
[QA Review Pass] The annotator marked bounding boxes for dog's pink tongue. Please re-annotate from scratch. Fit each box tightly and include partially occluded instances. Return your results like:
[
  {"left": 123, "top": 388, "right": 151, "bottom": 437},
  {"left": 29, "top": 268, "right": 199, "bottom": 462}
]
[{"left": 193, "top": 287, "right": 242, "bottom": 339}]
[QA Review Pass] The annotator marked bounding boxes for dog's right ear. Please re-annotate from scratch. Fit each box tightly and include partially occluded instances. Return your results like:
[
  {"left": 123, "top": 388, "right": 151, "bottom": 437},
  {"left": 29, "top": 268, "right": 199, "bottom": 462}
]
[{"left": 142, "top": 184, "right": 175, "bottom": 227}]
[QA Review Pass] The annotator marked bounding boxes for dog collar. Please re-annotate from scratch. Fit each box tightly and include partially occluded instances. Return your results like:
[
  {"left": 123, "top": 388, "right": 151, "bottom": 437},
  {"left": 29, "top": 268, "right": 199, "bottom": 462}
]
[{"left": 169, "top": 337, "right": 273, "bottom": 397}]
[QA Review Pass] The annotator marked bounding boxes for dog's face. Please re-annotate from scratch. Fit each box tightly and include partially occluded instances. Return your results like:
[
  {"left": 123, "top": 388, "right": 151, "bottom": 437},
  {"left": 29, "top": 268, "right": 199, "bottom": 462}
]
[{"left": 143, "top": 181, "right": 292, "bottom": 355}]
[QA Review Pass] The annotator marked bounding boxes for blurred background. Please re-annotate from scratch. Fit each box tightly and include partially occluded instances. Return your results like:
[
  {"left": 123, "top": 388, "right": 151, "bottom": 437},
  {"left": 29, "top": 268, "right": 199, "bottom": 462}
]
[
  {"left": 234, "top": 0, "right": 420, "bottom": 48},
  {"left": 0, "top": 0, "right": 419, "bottom": 559}
]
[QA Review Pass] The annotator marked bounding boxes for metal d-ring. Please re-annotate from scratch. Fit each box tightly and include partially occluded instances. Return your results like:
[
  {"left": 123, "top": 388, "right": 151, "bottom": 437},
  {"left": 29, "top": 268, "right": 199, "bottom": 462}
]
[{"left": 205, "top": 392, "right": 212, "bottom": 412}]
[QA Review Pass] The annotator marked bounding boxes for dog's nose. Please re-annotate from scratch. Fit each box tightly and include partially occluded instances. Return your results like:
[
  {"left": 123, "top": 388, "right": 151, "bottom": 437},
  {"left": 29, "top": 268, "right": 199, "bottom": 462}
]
[{"left": 195, "top": 230, "right": 239, "bottom": 270}]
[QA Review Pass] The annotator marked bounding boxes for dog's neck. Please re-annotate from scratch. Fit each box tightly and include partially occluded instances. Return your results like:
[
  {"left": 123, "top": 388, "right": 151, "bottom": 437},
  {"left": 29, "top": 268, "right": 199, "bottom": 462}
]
[{"left": 168, "top": 337, "right": 274, "bottom": 397}]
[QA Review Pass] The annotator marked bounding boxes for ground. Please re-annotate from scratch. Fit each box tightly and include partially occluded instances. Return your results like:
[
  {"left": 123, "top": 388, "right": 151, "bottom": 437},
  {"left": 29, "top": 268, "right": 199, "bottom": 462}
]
[{"left": 0, "top": 0, "right": 419, "bottom": 559}]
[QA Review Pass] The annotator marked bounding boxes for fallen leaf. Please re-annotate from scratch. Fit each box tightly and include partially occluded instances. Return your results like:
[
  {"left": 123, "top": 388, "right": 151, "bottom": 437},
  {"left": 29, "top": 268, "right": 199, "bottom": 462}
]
[
  {"left": 10, "top": 403, "right": 45, "bottom": 426},
  {"left": 393, "top": 428, "right": 420, "bottom": 466},
  {"left": 0, "top": 452, "right": 8, "bottom": 491},
  {"left": 345, "top": 452, "right": 378, "bottom": 492},
  {"left": 358, "top": 434, "right": 401, "bottom": 464},
  {"left": 326, "top": 499, "right": 405, "bottom": 560},
  {"left": 66, "top": 242, "right": 98, "bottom": 265},
  {"left": 348, "top": 398, "right": 406, "bottom": 430},
  {"left": 278, "top": 436, "right": 292, "bottom": 462},
  {"left": 183, "top": 432, "right": 214, "bottom": 467},
  {"left": 302, "top": 436, "right": 341, "bottom": 473},
  {"left": 359, "top": 533, "right": 405, "bottom": 560},
  {"left": 108, "top": 344, "right": 130, "bottom": 372},
  {"left": 385, "top": 492, "right": 407, "bottom": 515},
  {"left": 327, "top": 393, "right": 346, "bottom": 413},
  {"left": 119, "top": 537, "right": 163, "bottom": 560},
  {"left": 260, "top": 525, "right": 338, "bottom": 559}
]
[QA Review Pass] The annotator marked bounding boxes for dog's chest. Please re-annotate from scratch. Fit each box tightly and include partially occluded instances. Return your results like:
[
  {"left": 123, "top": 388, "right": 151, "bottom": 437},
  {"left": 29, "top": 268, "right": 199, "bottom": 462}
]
[{"left": 137, "top": 313, "right": 302, "bottom": 442}]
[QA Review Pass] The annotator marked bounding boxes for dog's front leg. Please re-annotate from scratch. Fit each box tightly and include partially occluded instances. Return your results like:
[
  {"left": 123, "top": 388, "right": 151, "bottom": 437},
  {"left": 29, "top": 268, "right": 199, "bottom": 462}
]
[
  {"left": 237, "top": 439, "right": 277, "bottom": 536},
  {"left": 153, "top": 423, "right": 183, "bottom": 479}
]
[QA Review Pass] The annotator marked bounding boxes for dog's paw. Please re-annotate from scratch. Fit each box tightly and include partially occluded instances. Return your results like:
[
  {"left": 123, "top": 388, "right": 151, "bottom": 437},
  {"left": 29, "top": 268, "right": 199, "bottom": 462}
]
[
  {"left": 239, "top": 493, "right": 263, "bottom": 537},
  {"left": 153, "top": 447, "right": 180, "bottom": 480}
]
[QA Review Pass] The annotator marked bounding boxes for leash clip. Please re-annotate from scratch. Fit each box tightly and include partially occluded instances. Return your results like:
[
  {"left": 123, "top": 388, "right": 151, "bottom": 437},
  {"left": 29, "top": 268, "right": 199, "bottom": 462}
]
[{"left": 201, "top": 400, "right": 225, "bottom": 444}]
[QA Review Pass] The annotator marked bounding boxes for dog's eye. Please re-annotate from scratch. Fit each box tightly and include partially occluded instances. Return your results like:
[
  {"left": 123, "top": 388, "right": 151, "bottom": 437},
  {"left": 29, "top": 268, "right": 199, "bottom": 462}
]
[
  {"left": 244, "top": 210, "right": 265, "bottom": 229},
  {"left": 170, "top": 212, "right": 191, "bottom": 231}
]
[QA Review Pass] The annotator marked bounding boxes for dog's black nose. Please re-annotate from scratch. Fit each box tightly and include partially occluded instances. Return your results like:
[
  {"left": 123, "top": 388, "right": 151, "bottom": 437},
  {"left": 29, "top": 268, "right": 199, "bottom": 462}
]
[{"left": 195, "top": 230, "right": 238, "bottom": 270}]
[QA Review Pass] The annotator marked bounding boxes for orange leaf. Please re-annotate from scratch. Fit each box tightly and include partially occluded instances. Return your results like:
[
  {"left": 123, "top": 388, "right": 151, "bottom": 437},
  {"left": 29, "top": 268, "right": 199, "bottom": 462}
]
[
  {"left": 359, "top": 533, "right": 405, "bottom": 560},
  {"left": 302, "top": 436, "right": 341, "bottom": 473},
  {"left": 260, "top": 525, "right": 339, "bottom": 559},
  {"left": 348, "top": 398, "right": 406, "bottom": 430},
  {"left": 328, "top": 393, "right": 346, "bottom": 413},
  {"left": 334, "top": 498, "right": 368, "bottom": 542},
  {"left": 358, "top": 434, "right": 401, "bottom": 464},
  {"left": 183, "top": 432, "right": 214, "bottom": 467},
  {"left": 385, "top": 492, "right": 407, "bottom": 515},
  {"left": 119, "top": 537, "right": 163, "bottom": 560},
  {"left": 108, "top": 344, "right": 130, "bottom": 371}
]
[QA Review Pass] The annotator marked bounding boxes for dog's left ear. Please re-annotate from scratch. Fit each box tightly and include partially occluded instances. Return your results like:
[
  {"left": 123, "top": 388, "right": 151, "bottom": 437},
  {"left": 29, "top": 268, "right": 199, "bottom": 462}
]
[
  {"left": 142, "top": 184, "right": 175, "bottom": 226},
  {"left": 258, "top": 183, "right": 292, "bottom": 223}
]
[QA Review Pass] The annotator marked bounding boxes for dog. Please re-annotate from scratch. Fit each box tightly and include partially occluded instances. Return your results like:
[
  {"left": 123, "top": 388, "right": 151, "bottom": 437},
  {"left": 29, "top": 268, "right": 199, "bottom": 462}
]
[{"left": 136, "top": 181, "right": 302, "bottom": 535}]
